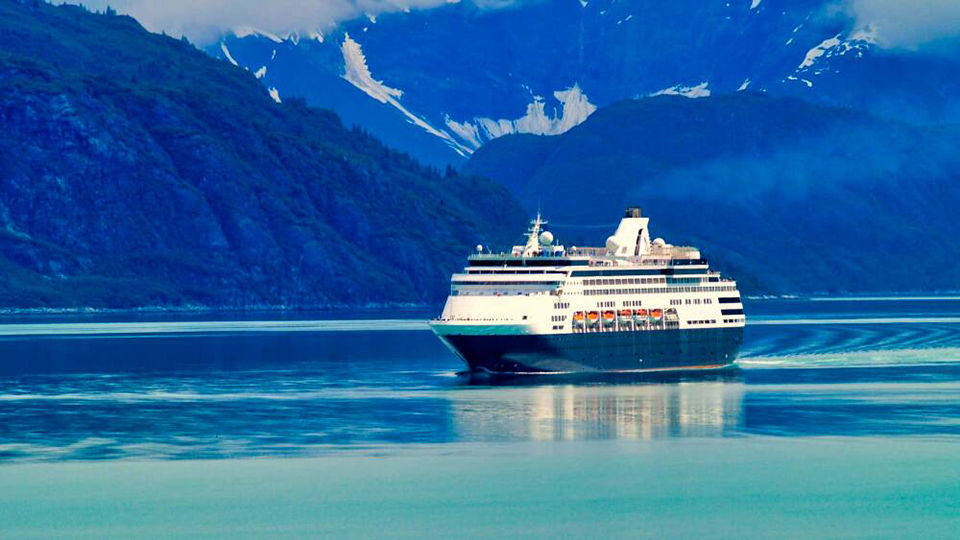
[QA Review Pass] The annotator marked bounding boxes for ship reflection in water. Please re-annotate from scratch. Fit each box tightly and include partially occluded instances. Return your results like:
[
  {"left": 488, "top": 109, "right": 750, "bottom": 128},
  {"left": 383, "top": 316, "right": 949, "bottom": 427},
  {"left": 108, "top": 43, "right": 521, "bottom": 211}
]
[{"left": 451, "top": 372, "right": 744, "bottom": 441}]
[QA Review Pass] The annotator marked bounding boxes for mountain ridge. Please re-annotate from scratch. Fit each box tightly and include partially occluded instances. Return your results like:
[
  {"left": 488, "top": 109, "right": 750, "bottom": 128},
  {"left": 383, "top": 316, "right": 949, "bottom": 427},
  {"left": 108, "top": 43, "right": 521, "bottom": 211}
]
[{"left": 210, "top": 0, "right": 959, "bottom": 167}]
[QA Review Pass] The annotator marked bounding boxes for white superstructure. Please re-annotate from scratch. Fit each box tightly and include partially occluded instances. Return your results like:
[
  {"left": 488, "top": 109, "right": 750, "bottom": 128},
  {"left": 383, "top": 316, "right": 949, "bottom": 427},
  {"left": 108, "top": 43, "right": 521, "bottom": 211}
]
[{"left": 434, "top": 207, "right": 745, "bottom": 336}]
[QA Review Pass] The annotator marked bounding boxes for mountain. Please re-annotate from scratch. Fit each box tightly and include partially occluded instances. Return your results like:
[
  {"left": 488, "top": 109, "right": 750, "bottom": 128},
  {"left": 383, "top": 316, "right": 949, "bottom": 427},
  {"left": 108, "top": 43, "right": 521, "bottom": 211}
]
[
  {"left": 0, "top": 0, "right": 526, "bottom": 310},
  {"left": 211, "top": 0, "right": 959, "bottom": 167},
  {"left": 464, "top": 93, "right": 960, "bottom": 294}
]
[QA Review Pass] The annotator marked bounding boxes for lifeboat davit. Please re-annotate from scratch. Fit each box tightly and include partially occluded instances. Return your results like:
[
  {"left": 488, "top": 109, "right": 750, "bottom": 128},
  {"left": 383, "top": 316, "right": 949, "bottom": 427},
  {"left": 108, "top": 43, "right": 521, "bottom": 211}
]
[
  {"left": 602, "top": 310, "right": 616, "bottom": 326},
  {"left": 586, "top": 311, "right": 600, "bottom": 327}
]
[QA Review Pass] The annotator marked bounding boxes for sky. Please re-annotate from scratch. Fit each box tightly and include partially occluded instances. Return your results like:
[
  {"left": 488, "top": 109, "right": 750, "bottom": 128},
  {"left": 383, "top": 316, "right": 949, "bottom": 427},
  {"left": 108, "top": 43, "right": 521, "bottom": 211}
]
[{"left": 65, "top": 0, "right": 959, "bottom": 50}]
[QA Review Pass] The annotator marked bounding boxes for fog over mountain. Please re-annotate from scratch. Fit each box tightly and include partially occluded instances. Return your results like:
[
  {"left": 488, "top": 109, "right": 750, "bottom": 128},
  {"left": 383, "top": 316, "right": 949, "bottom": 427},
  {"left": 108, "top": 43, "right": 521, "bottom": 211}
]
[
  {"left": 62, "top": 0, "right": 507, "bottom": 43},
  {"left": 69, "top": 0, "right": 960, "bottom": 50},
  {"left": 849, "top": 0, "right": 960, "bottom": 49}
]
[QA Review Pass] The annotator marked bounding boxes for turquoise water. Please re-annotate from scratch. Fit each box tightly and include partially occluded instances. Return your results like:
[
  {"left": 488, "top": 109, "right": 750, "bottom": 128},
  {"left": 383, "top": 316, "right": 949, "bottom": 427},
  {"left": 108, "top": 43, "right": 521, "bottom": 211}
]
[{"left": 0, "top": 299, "right": 957, "bottom": 538}]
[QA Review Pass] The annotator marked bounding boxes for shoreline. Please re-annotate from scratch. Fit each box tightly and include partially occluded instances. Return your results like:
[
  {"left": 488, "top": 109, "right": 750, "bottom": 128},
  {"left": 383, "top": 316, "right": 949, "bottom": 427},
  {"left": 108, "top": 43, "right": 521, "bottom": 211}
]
[
  {"left": 0, "top": 302, "right": 434, "bottom": 317},
  {"left": 2, "top": 292, "right": 959, "bottom": 317}
]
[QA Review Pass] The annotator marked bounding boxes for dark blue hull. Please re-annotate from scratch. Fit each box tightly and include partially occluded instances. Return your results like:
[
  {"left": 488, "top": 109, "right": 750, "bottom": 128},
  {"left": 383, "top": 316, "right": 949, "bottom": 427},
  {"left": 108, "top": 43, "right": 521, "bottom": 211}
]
[{"left": 439, "top": 327, "right": 744, "bottom": 373}]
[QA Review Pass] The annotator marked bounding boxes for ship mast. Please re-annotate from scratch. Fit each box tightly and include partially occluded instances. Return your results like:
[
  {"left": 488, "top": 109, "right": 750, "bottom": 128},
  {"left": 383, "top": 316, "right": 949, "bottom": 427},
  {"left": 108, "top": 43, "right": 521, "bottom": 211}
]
[{"left": 522, "top": 211, "right": 543, "bottom": 257}]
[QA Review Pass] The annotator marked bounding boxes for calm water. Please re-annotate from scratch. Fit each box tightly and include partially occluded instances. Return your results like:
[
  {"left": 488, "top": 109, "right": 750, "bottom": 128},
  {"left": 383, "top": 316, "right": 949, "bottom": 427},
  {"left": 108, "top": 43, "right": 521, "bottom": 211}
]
[{"left": 0, "top": 299, "right": 957, "bottom": 538}]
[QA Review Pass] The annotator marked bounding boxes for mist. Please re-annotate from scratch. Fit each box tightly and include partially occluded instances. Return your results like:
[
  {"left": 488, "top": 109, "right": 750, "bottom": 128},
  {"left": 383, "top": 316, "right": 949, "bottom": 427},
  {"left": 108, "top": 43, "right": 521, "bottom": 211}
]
[
  {"left": 64, "top": 1, "right": 960, "bottom": 51},
  {"left": 62, "top": 0, "right": 456, "bottom": 43},
  {"left": 850, "top": 0, "right": 960, "bottom": 50}
]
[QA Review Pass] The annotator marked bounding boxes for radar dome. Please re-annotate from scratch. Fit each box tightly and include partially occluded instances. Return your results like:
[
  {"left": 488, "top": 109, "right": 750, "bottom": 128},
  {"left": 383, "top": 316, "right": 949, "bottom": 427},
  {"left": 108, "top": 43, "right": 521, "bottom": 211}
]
[
  {"left": 476, "top": 244, "right": 484, "bottom": 253},
  {"left": 606, "top": 236, "right": 620, "bottom": 252},
  {"left": 539, "top": 231, "right": 554, "bottom": 246},
  {"left": 652, "top": 238, "right": 666, "bottom": 247}
]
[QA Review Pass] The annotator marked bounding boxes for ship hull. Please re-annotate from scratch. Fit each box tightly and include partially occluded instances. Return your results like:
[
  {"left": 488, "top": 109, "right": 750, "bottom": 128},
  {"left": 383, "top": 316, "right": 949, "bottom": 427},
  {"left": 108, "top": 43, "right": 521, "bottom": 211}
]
[{"left": 434, "top": 327, "right": 744, "bottom": 373}]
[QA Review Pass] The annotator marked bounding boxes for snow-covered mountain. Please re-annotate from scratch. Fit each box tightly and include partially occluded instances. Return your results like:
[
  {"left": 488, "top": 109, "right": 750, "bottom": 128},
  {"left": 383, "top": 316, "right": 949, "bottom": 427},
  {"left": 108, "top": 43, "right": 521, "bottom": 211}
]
[{"left": 208, "top": 0, "right": 959, "bottom": 167}]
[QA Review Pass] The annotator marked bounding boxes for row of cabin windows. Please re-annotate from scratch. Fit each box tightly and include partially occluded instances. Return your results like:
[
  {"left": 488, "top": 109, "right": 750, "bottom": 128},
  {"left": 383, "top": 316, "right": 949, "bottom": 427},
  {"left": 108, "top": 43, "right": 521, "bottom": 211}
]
[
  {"left": 553, "top": 302, "right": 570, "bottom": 310},
  {"left": 550, "top": 315, "right": 567, "bottom": 322},
  {"left": 584, "top": 285, "right": 736, "bottom": 296},
  {"left": 597, "top": 301, "right": 616, "bottom": 308},
  {"left": 583, "top": 277, "right": 711, "bottom": 286},
  {"left": 723, "top": 318, "right": 744, "bottom": 324},
  {"left": 585, "top": 277, "right": 667, "bottom": 286},
  {"left": 688, "top": 320, "right": 717, "bottom": 325},
  {"left": 670, "top": 298, "right": 714, "bottom": 305},
  {"left": 624, "top": 300, "right": 643, "bottom": 307},
  {"left": 466, "top": 269, "right": 567, "bottom": 274}
]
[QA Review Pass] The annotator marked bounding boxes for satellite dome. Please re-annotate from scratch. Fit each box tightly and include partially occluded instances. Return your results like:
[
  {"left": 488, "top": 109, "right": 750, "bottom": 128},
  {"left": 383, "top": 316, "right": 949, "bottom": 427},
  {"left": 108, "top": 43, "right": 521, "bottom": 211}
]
[
  {"left": 606, "top": 236, "right": 620, "bottom": 252},
  {"left": 539, "top": 231, "right": 554, "bottom": 246},
  {"left": 652, "top": 238, "right": 666, "bottom": 247},
  {"left": 476, "top": 244, "right": 484, "bottom": 253}
]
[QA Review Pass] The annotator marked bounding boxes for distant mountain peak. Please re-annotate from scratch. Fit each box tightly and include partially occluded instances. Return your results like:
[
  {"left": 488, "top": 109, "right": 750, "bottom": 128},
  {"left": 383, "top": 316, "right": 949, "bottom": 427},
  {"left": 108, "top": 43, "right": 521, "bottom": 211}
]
[{"left": 445, "top": 84, "right": 598, "bottom": 150}]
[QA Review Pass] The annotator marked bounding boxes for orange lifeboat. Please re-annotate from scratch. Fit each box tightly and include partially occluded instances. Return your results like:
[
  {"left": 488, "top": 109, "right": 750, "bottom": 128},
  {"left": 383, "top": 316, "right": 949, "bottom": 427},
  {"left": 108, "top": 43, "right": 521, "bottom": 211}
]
[
  {"left": 602, "top": 310, "right": 616, "bottom": 326},
  {"left": 650, "top": 308, "right": 663, "bottom": 321},
  {"left": 572, "top": 311, "right": 585, "bottom": 327},
  {"left": 586, "top": 311, "right": 600, "bottom": 326},
  {"left": 633, "top": 309, "right": 648, "bottom": 324},
  {"left": 617, "top": 309, "right": 632, "bottom": 324}
]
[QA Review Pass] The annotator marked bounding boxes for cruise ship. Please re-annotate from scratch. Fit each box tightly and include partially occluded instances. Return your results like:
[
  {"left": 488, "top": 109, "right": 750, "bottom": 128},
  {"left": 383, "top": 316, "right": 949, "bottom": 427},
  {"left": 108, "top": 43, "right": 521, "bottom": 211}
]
[{"left": 429, "top": 207, "right": 745, "bottom": 373}]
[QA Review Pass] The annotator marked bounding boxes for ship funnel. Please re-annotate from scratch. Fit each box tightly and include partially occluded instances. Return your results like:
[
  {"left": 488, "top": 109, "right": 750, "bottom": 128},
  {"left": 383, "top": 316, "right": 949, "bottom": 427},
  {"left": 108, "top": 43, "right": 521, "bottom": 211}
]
[{"left": 609, "top": 206, "right": 650, "bottom": 257}]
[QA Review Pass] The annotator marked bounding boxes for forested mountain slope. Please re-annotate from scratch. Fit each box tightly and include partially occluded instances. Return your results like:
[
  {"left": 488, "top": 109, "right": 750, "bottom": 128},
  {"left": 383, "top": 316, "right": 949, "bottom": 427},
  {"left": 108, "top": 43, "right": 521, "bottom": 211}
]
[{"left": 0, "top": 1, "right": 525, "bottom": 309}]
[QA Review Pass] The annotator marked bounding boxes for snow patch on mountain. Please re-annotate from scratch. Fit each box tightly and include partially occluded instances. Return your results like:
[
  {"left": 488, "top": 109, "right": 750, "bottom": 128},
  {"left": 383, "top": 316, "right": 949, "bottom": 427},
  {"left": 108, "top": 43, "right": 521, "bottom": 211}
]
[
  {"left": 444, "top": 117, "right": 483, "bottom": 149},
  {"left": 650, "top": 82, "right": 711, "bottom": 98},
  {"left": 750, "top": 0, "right": 762, "bottom": 9},
  {"left": 340, "top": 33, "right": 471, "bottom": 156},
  {"left": 799, "top": 36, "right": 841, "bottom": 68},
  {"left": 797, "top": 28, "right": 876, "bottom": 72},
  {"left": 444, "top": 85, "right": 598, "bottom": 150},
  {"left": 268, "top": 87, "right": 281, "bottom": 103},
  {"left": 254, "top": 66, "right": 267, "bottom": 79},
  {"left": 233, "top": 27, "right": 284, "bottom": 43},
  {"left": 220, "top": 42, "right": 239, "bottom": 66},
  {"left": 738, "top": 79, "right": 751, "bottom": 91},
  {"left": 848, "top": 26, "right": 878, "bottom": 45},
  {"left": 342, "top": 33, "right": 404, "bottom": 105}
]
